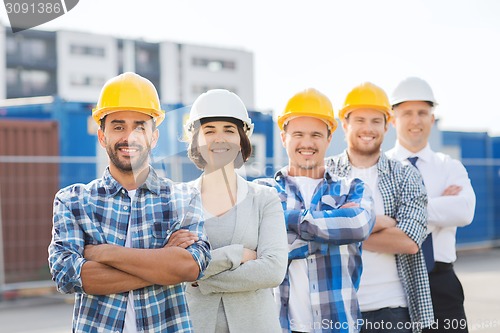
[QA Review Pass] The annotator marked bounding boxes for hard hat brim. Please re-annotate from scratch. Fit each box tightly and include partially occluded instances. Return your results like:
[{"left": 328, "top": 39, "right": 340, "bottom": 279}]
[
  {"left": 390, "top": 98, "right": 438, "bottom": 107},
  {"left": 339, "top": 105, "right": 392, "bottom": 122},
  {"left": 278, "top": 112, "right": 337, "bottom": 133},
  {"left": 92, "top": 107, "right": 165, "bottom": 127}
]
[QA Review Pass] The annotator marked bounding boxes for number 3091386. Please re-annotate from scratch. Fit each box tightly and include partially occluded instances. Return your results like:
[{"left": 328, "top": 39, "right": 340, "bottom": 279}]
[{"left": 5, "top": 2, "right": 62, "bottom": 14}]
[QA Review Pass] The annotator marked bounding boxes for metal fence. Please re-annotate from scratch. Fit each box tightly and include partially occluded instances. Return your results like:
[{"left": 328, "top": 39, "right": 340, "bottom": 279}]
[{"left": 0, "top": 154, "right": 499, "bottom": 294}]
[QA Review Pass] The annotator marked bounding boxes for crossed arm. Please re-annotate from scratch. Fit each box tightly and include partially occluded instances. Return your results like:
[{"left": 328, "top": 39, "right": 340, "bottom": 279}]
[
  {"left": 363, "top": 185, "right": 464, "bottom": 254},
  {"left": 427, "top": 161, "right": 476, "bottom": 228},
  {"left": 82, "top": 230, "right": 201, "bottom": 295},
  {"left": 362, "top": 168, "right": 428, "bottom": 255},
  {"left": 363, "top": 168, "right": 470, "bottom": 254},
  {"left": 362, "top": 215, "right": 419, "bottom": 254}
]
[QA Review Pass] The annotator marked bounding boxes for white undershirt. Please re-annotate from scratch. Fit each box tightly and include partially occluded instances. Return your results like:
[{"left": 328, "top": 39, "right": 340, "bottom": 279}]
[
  {"left": 288, "top": 176, "right": 323, "bottom": 332},
  {"left": 123, "top": 189, "right": 137, "bottom": 333},
  {"left": 348, "top": 166, "right": 407, "bottom": 312}
]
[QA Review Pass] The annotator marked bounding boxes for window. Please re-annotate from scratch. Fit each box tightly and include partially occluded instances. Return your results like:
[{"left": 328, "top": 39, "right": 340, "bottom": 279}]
[
  {"left": 18, "top": 38, "right": 50, "bottom": 62},
  {"left": 192, "top": 57, "right": 236, "bottom": 71},
  {"left": 135, "top": 44, "right": 159, "bottom": 74},
  {"left": 70, "top": 44, "right": 105, "bottom": 57},
  {"left": 6, "top": 68, "right": 18, "bottom": 86},
  {"left": 26, "top": 39, "right": 47, "bottom": 59},
  {"left": 70, "top": 74, "right": 106, "bottom": 87},
  {"left": 192, "top": 85, "right": 237, "bottom": 96},
  {"left": 6, "top": 68, "right": 56, "bottom": 98},
  {"left": 6, "top": 37, "right": 17, "bottom": 55}
]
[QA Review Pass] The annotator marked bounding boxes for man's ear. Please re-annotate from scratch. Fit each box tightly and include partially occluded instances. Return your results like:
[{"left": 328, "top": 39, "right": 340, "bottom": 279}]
[
  {"left": 280, "top": 130, "right": 286, "bottom": 148},
  {"left": 341, "top": 118, "right": 349, "bottom": 132},
  {"left": 384, "top": 117, "right": 390, "bottom": 134},
  {"left": 390, "top": 114, "right": 396, "bottom": 128},
  {"left": 327, "top": 132, "right": 333, "bottom": 144},
  {"left": 151, "top": 129, "right": 159, "bottom": 149},
  {"left": 97, "top": 128, "right": 106, "bottom": 148}
]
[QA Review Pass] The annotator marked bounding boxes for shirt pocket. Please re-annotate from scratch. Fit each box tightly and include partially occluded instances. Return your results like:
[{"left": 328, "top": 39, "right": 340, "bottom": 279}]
[{"left": 152, "top": 221, "right": 171, "bottom": 246}]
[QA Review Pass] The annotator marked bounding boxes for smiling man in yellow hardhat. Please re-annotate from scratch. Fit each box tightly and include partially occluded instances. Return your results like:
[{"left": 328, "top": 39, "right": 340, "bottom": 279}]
[{"left": 48, "top": 72, "right": 211, "bottom": 332}]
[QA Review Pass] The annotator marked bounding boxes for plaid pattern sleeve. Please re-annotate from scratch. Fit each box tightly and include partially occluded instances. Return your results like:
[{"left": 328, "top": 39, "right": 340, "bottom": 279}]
[
  {"left": 255, "top": 167, "right": 375, "bottom": 333},
  {"left": 392, "top": 164, "right": 428, "bottom": 246},
  {"left": 171, "top": 182, "right": 211, "bottom": 279},
  {"left": 48, "top": 167, "right": 209, "bottom": 333},
  {"left": 287, "top": 177, "right": 374, "bottom": 245},
  {"left": 378, "top": 157, "right": 434, "bottom": 331}
]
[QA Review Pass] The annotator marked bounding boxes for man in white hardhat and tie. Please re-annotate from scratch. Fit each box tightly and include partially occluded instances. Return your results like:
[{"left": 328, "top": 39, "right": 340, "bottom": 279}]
[{"left": 387, "top": 77, "right": 476, "bottom": 333}]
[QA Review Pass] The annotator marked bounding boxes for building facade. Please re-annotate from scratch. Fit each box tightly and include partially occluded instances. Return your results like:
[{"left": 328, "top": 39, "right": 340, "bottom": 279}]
[{"left": 2, "top": 25, "right": 255, "bottom": 107}]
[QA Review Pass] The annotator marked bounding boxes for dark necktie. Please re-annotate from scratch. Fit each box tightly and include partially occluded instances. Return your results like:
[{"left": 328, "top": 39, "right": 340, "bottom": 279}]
[{"left": 408, "top": 156, "right": 435, "bottom": 273}]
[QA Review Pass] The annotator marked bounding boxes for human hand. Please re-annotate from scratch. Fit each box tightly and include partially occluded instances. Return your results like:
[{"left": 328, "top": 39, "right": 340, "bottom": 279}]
[
  {"left": 84, "top": 244, "right": 111, "bottom": 262},
  {"left": 442, "top": 185, "right": 462, "bottom": 196},
  {"left": 165, "top": 229, "right": 199, "bottom": 249},
  {"left": 372, "top": 215, "right": 397, "bottom": 233},
  {"left": 241, "top": 248, "right": 257, "bottom": 264},
  {"left": 340, "top": 202, "right": 359, "bottom": 208}
]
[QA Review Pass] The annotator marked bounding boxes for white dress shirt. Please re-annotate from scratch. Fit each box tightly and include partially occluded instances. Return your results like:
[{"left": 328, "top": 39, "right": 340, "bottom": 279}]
[{"left": 387, "top": 143, "right": 476, "bottom": 263}]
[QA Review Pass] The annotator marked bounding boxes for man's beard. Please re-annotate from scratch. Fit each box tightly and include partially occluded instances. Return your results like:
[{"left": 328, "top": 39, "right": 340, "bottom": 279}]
[
  {"left": 107, "top": 142, "right": 151, "bottom": 173},
  {"left": 349, "top": 139, "right": 381, "bottom": 158},
  {"left": 295, "top": 146, "right": 319, "bottom": 170},
  {"left": 296, "top": 160, "right": 319, "bottom": 170}
]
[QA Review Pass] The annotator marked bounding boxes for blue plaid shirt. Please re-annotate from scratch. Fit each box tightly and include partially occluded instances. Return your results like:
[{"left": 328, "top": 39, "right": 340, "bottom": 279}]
[
  {"left": 327, "top": 152, "right": 434, "bottom": 333},
  {"left": 256, "top": 167, "right": 374, "bottom": 333},
  {"left": 48, "top": 167, "right": 211, "bottom": 333}
]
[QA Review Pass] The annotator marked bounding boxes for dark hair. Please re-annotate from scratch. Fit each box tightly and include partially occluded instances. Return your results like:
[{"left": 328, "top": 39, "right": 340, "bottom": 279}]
[
  {"left": 344, "top": 112, "right": 388, "bottom": 125},
  {"left": 187, "top": 125, "right": 252, "bottom": 170},
  {"left": 100, "top": 114, "right": 157, "bottom": 131},
  {"left": 283, "top": 121, "right": 332, "bottom": 138}
]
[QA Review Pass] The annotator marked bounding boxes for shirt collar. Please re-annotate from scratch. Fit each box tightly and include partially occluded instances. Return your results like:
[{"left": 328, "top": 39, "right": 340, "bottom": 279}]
[
  {"left": 274, "top": 164, "right": 338, "bottom": 184},
  {"left": 333, "top": 150, "right": 392, "bottom": 176},
  {"left": 101, "top": 166, "right": 161, "bottom": 196},
  {"left": 393, "top": 142, "right": 433, "bottom": 163}
]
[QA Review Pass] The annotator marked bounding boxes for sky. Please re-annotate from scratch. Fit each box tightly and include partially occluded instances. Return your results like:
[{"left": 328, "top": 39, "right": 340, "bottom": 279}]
[{"left": 2, "top": 0, "right": 500, "bottom": 135}]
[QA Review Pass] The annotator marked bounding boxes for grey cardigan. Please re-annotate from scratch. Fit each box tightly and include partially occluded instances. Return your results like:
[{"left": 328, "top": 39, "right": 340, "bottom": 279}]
[{"left": 186, "top": 175, "right": 288, "bottom": 333}]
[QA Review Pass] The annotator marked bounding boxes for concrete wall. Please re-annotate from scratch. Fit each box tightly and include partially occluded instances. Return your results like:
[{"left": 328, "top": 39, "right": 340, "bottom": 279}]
[{"left": 56, "top": 30, "right": 117, "bottom": 102}]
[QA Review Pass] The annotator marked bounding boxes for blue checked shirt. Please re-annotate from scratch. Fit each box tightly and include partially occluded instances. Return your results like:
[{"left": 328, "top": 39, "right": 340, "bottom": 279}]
[
  {"left": 256, "top": 167, "right": 375, "bottom": 333},
  {"left": 327, "top": 152, "right": 434, "bottom": 333},
  {"left": 48, "top": 167, "right": 211, "bottom": 333}
]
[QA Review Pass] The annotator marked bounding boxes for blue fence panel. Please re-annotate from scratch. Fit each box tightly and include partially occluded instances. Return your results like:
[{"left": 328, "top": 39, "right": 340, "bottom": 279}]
[
  {"left": 454, "top": 133, "right": 496, "bottom": 246},
  {"left": 492, "top": 137, "right": 500, "bottom": 241}
]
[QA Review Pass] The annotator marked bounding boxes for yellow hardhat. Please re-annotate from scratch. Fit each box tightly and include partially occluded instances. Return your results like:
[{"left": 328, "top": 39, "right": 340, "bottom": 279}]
[
  {"left": 278, "top": 88, "right": 337, "bottom": 132},
  {"left": 338, "top": 82, "right": 392, "bottom": 121},
  {"left": 92, "top": 72, "right": 165, "bottom": 126}
]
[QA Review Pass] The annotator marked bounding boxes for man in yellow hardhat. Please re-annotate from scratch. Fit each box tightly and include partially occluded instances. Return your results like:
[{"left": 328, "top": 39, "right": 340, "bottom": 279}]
[
  {"left": 48, "top": 72, "right": 211, "bottom": 332},
  {"left": 256, "top": 88, "right": 375, "bottom": 333},
  {"left": 327, "top": 82, "right": 433, "bottom": 333},
  {"left": 387, "top": 77, "right": 475, "bottom": 333}
]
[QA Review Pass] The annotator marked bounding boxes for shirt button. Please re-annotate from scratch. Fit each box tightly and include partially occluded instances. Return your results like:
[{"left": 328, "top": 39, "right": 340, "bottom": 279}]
[{"left": 123, "top": 206, "right": 129, "bottom": 211}]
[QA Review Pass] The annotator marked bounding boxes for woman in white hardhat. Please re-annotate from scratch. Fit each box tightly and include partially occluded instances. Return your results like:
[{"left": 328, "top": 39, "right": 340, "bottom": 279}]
[{"left": 183, "top": 89, "right": 287, "bottom": 333}]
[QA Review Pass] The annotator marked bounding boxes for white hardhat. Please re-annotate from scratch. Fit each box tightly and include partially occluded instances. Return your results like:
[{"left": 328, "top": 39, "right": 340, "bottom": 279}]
[
  {"left": 185, "top": 89, "right": 254, "bottom": 137},
  {"left": 390, "top": 77, "right": 438, "bottom": 106}
]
